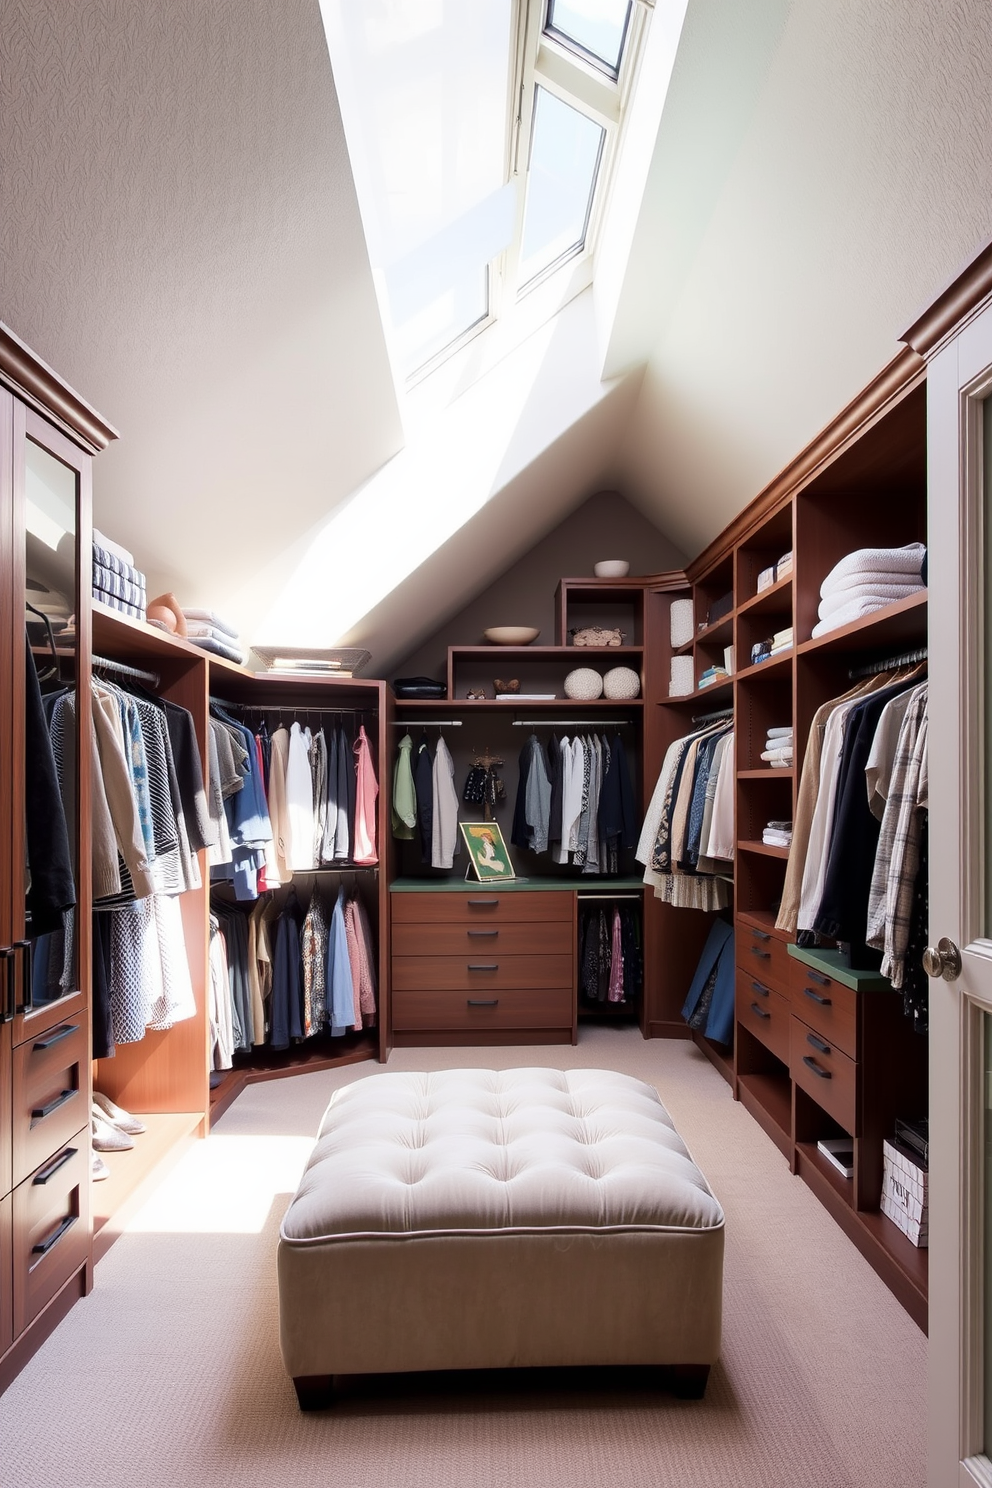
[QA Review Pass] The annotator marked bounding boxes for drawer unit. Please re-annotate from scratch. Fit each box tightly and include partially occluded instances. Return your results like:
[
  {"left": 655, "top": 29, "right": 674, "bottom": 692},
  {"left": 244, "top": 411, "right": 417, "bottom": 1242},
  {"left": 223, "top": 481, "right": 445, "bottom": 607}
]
[
  {"left": 788, "top": 960, "right": 858, "bottom": 1060},
  {"left": 736, "top": 922, "right": 791, "bottom": 993},
  {"left": 735, "top": 967, "right": 790, "bottom": 1064},
  {"left": 392, "top": 954, "right": 573, "bottom": 992},
  {"left": 11, "top": 1018, "right": 88, "bottom": 1189},
  {"left": 392, "top": 891, "right": 572, "bottom": 925},
  {"left": 392, "top": 985, "right": 573, "bottom": 1032},
  {"left": 392, "top": 920, "right": 572, "bottom": 958},
  {"left": 790, "top": 1015, "right": 857, "bottom": 1132},
  {"left": 12, "top": 1140, "right": 90, "bottom": 1338}
]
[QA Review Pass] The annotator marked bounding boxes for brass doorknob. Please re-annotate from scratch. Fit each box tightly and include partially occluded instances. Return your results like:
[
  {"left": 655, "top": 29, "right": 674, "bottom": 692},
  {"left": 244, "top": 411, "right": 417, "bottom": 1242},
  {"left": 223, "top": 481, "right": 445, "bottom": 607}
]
[{"left": 923, "top": 937, "right": 963, "bottom": 981}]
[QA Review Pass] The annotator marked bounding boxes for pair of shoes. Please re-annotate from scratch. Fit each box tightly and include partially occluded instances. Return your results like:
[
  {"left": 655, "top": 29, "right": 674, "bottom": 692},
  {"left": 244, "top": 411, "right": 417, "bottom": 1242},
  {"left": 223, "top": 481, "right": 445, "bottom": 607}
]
[
  {"left": 93, "top": 1091, "right": 146, "bottom": 1135},
  {"left": 91, "top": 1108, "right": 134, "bottom": 1152},
  {"left": 92, "top": 1152, "right": 111, "bottom": 1181}
]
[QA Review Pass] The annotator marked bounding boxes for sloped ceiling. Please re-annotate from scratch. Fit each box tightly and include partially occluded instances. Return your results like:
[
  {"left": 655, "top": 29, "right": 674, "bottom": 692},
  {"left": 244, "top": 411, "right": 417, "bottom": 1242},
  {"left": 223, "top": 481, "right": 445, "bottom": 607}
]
[
  {"left": 5, "top": 0, "right": 992, "bottom": 660},
  {"left": 614, "top": 0, "right": 992, "bottom": 556}
]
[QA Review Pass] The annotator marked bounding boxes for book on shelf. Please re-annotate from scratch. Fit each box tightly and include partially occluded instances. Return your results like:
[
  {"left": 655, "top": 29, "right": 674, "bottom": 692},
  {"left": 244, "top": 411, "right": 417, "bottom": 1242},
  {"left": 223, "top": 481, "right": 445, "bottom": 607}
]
[
  {"left": 495, "top": 693, "right": 557, "bottom": 701},
  {"left": 817, "top": 1137, "right": 854, "bottom": 1178}
]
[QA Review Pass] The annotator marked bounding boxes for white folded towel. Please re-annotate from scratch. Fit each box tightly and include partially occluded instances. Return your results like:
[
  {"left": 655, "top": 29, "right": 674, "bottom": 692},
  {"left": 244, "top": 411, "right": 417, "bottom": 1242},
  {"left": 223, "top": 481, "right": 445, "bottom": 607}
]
[
  {"left": 811, "top": 590, "right": 925, "bottom": 638},
  {"left": 761, "top": 748, "right": 794, "bottom": 763},
  {"left": 819, "top": 578, "right": 924, "bottom": 620},
  {"left": 820, "top": 542, "right": 925, "bottom": 597},
  {"left": 766, "top": 726, "right": 793, "bottom": 739},
  {"left": 763, "top": 831, "right": 792, "bottom": 847},
  {"left": 182, "top": 608, "right": 240, "bottom": 639}
]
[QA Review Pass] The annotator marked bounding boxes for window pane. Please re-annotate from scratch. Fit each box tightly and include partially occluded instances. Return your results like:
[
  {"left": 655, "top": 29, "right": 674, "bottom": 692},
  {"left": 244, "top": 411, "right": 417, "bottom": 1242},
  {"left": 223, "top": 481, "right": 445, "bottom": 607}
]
[
  {"left": 390, "top": 264, "right": 489, "bottom": 378},
  {"left": 519, "top": 88, "right": 605, "bottom": 287},
  {"left": 546, "top": 0, "right": 632, "bottom": 75}
]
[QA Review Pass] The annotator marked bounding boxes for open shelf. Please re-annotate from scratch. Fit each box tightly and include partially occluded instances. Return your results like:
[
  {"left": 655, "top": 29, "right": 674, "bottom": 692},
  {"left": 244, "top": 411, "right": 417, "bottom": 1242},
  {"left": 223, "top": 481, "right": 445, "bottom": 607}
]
[
  {"left": 92, "top": 1111, "right": 203, "bottom": 1262},
  {"left": 395, "top": 697, "right": 645, "bottom": 710},
  {"left": 736, "top": 574, "right": 793, "bottom": 617},
  {"left": 738, "top": 767, "right": 794, "bottom": 779},
  {"left": 451, "top": 646, "right": 644, "bottom": 662},
  {"left": 737, "top": 839, "right": 791, "bottom": 859},
  {"left": 736, "top": 907, "right": 790, "bottom": 940},
  {"left": 735, "top": 651, "right": 793, "bottom": 682},
  {"left": 796, "top": 1139, "right": 854, "bottom": 1205},
  {"left": 737, "top": 1071, "right": 792, "bottom": 1158},
  {"left": 797, "top": 591, "right": 927, "bottom": 656}
]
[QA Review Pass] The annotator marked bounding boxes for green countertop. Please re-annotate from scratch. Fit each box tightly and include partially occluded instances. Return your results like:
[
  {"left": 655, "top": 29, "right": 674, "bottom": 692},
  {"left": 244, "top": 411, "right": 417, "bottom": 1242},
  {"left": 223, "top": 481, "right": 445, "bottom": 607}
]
[
  {"left": 390, "top": 876, "right": 646, "bottom": 893},
  {"left": 787, "top": 943, "right": 892, "bottom": 991}
]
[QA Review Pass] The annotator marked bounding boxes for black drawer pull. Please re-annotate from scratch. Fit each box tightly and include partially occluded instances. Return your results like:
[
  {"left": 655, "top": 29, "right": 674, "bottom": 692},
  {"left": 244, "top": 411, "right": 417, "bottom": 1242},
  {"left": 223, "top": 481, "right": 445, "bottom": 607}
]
[
  {"left": 14, "top": 938, "right": 33, "bottom": 1014},
  {"left": 32, "top": 1213, "right": 78, "bottom": 1257},
  {"left": 802, "top": 1055, "right": 832, "bottom": 1080},
  {"left": 467, "top": 963, "right": 499, "bottom": 971},
  {"left": 806, "top": 969, "right": 831, "bottom": 987},
  {"left": 32, "top": 1023, "right": 79, "bottom": 1051},
  {"left": 1, "top": 948, "right": 14, "bottom": 1024},
  {"left": 33, "top": 1147, "right": 78, "bottom": 1185},
  {"left": 803, "top": 985, "right": 832, "bottom": 1006},
  {"left": 749, "top": 946, "right": 770, "bottom": 960},
  {"left": 31, "top": 1089, "right": 76, "bottom": 1122},
  {"left": 467, "top": 899, "right": 499, "bottom": 908},
  {"left": 750, "top": 980, "right": 770, "bottom": 997},
  {"left": 467, "top": 930, "right": 498, "bottom": 938},
  {"left": 467, "top": 999, "right": 499, "bottom": 1007},
  {"left": 749, "top": 1002, "right": 771, "bottom": 1019},
  {"left": 806, "top": 1031, "right": 831, "bottom": 1055},
  {"left": 750, "top": 929, "right": 771, "bottom": 942}
]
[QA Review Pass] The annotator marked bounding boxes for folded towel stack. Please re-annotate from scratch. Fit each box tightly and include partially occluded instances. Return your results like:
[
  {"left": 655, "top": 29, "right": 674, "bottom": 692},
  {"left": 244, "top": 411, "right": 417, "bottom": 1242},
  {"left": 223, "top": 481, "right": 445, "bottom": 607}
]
[
  {"left": 811, "top": 541, "right": 926, "bottom": 639},
  {"left": 699, "top": 664, "right": 730, "bottom": 689},
  {"left": 763, "top": 819, "right": 793, "bottom": 848},
  {"left": 181, "top": 608, "right": 244, "bottom": 665},
  {"left": 756, "top": 549, "right": 794, "bottom": 593},
  {"left": 760, "top": 725, "right": 793, "bottom": 767},
  {"left": 751, "top": 626, "right": 793, "bottom": 665},
  {"left": 92, "top": 529, "right": 146, "bottom": 620}
]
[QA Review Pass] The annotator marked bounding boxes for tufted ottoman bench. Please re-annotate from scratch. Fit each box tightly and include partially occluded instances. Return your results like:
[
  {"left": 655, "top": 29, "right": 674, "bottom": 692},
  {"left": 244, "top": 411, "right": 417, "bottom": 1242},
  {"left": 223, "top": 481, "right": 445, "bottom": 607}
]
[{"left": 278, "top": 1067, "right": 724, "bottom": 1408}]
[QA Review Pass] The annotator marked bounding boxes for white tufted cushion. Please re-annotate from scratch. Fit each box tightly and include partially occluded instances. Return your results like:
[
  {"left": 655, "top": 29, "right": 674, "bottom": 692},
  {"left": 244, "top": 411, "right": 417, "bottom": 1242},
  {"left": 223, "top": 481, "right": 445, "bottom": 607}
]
[{"left": 281, "top": 1068, "right": 723, "bottom": 1242}]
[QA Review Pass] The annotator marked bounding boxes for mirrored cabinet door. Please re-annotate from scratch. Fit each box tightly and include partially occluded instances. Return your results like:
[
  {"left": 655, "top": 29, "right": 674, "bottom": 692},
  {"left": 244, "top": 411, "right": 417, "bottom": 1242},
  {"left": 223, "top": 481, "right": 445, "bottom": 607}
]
[{"left": 12, "top": 407, "right": 91, "bottom": 1040}]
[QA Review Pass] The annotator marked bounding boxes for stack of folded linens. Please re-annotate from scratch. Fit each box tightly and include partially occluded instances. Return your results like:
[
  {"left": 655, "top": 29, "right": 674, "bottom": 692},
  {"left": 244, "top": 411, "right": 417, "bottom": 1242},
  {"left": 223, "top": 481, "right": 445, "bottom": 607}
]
[
  {"left": 763, "top": 819, "right": 792, "bottom": 848},
  {"left": 181, "top": 609, "right": 244, "bottom": 664},
  {"left": 812, "top": 542, "right": 926, "bottom": 639},
  {"left": 760, "top": 726, "right": 793, "bottom": 767},
  {"left": 92, "top": 529, "right": 146, "bottom": 619}
]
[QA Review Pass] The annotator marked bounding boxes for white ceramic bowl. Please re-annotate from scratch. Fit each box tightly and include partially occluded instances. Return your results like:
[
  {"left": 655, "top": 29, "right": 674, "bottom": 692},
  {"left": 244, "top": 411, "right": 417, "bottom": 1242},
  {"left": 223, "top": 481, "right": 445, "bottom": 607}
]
[
  {"left": 483, "top": 626, "right": 540, "bottom": 645},
  {"left": 594, "top": 560, "right": 630, "bottom": 578}
]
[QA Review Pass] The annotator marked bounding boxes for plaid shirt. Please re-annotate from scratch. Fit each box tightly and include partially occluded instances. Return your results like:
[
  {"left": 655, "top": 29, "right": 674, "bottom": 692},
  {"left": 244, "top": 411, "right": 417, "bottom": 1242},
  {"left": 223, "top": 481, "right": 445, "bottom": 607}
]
[{"left": 865, "top": 685, "right": 928, "bottom": 988}]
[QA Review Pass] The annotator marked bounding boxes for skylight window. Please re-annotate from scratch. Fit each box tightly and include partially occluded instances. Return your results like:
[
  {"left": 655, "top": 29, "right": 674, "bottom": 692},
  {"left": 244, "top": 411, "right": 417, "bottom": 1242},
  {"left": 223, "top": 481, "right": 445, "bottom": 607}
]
[
  {"left": 519, "top": 87, "right": 605, "bottom": 287},
  {"left": 545, "top": 0, "right": 633, "bottom": 78}
]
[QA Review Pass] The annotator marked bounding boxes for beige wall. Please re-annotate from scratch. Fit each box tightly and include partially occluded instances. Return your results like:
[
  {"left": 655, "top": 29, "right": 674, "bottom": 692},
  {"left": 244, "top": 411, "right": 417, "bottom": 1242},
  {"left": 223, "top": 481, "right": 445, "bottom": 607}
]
[{"left": 392, "top": 491, "right": 685, "bottom": 683}]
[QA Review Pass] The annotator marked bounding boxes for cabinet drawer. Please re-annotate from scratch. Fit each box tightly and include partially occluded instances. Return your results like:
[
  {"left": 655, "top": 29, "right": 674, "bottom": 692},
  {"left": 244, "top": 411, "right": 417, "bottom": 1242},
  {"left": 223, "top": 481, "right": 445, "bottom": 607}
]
[
  {"left": 12, "top": 1018, "right": 88, "bottom": 1188},
  {"left": 788, "top": 961, "right": 858, "bottom": 1059},
  {"left": 735, "top": 968, "right": 790, "bottom": 1064},
  {"left": 392, "top": 985, "right": 573, "bottom": 1032},
  {"left": 392, "top": 891, "right": 572, "bottom": 925},
  {"left": 736, "top": 923, "right": 791, "bottom": 992},
  {"left": 790, "top": 1016, "right": 857, "bottom": 1132},
  {"left": 392, "top": 954, "right": 573, "bottom": 991},
  {"left": 12, "top": 1139, "right": 90, "bottom": 1338},
  {"left": 392, "top": 921, "right": 573, "bottom": 957}
]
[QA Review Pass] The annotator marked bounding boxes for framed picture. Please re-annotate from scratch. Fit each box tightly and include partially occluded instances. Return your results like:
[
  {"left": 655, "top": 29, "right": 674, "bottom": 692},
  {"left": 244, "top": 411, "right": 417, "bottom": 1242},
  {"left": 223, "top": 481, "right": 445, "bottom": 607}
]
[{"left": 459, "top": 821, "right": 516, "bottom": 882}]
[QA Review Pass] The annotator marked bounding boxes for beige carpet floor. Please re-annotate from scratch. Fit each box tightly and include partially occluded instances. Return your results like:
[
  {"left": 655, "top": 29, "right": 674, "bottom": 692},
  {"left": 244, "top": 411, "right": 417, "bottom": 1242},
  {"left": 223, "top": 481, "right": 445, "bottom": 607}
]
[{"left": 2, "top": 1028, "right": 926, "bottom": 1488}]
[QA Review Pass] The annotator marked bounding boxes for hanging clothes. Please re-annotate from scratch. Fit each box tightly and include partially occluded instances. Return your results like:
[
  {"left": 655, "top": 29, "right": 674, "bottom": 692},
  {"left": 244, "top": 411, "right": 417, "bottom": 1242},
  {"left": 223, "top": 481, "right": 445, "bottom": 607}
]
[
  {"left": 637, "top": 720, "right": 733, "bottom": 911},
  {"left": 430, "top": 734, "right": 459, "bottom": 869},
  {"left": 392, "top": 732, "right": 417, "bottom": 839},
  {"left": 353, "top": 724, "right": 379, "bottom": 865}
]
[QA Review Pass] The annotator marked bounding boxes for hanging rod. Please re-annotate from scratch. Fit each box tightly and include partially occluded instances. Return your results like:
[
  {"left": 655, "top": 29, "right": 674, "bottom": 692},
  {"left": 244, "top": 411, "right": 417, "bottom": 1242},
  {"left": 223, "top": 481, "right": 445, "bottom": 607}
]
[
  {"left": 691, "top": 706, "right": 734, "bottom": 725},
  {"left": 213, "top": 698, "right": 372, "bottom": 717},
  {"left": 576, "top": 892, "right": 643, "bottom": 901},
  {"left": 510, "top": 718, "right": 634, "bottom": 727},
  {"left": 848, "top": 645, "right": 928, "bottom": 680},
  {"left": 93, "top": 653, "right": 161, "bottom": 688},
  {"left": 391, "top": 719, "right": 463, "bottom": 727}
]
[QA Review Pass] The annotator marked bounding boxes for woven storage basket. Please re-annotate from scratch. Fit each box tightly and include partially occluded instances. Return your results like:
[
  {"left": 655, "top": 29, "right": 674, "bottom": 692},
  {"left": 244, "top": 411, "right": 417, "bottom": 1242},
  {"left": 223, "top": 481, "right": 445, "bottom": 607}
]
[
  {"left": 564, "top": 667, "right": 604, "bottom": 700},
  {"left": 603, "top": 666, "right": 640, "bottom": 700}
]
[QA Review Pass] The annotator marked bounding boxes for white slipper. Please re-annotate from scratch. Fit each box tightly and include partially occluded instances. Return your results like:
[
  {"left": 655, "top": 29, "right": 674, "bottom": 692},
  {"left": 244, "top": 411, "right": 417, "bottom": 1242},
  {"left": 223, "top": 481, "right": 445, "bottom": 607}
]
[
  {"left": 91, "top": 1109, "right": 134, "bottom": 1151},
  {"left": 93, "top": 1091, "right": 146, "bottom": 1135}
]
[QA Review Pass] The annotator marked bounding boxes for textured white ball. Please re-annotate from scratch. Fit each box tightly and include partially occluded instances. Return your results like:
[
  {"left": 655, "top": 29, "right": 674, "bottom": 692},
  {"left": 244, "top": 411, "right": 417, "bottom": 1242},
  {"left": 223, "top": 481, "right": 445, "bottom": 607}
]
[
  {"left": 564, "top": 667, "right": 604, "bottom": 700},
  {"left": 603, "top": 666, "right": 641, "bottom": 700}
]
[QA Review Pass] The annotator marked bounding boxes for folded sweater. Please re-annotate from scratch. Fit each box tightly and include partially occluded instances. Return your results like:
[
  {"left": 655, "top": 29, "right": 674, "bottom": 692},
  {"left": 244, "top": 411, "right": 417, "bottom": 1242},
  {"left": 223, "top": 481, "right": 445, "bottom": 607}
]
[{"left": 820, "top": 541, "right": 926, "bottom": 596}]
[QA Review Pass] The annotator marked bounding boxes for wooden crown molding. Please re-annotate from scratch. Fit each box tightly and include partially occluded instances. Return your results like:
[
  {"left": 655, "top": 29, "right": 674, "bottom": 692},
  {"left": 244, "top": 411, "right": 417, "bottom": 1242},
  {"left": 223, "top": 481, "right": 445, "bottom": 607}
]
[
  {"left": 685, "top": 343, "right": 925, "bottom": 583},
  {"left": 0, "top": 321, "right": 118, "bottom": 454},
  {"left": 901, "top": 234, "right": 992, "bottom": 358}
]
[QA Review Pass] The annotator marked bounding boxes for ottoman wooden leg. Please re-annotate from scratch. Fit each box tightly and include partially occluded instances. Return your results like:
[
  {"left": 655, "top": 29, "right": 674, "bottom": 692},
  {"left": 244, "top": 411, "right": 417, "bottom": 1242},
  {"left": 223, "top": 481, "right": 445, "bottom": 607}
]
[
  {"left": 294, "top": 1374, "right": 336, "bottom": 1411},
  {"left": 668, "top": 1364, "right": 711, "bottom": 1399}
]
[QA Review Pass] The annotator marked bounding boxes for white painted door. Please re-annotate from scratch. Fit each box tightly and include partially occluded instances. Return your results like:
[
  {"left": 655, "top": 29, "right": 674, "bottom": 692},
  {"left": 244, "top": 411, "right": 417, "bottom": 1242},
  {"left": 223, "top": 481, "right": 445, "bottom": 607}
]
[{"left": 928, "top": 295, "right": 992, "bottom": 1487}]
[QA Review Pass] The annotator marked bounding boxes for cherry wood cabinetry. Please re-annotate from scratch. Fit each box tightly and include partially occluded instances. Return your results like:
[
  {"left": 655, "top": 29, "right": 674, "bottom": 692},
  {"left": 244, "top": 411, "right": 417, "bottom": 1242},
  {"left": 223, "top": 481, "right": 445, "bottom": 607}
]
[{"left": 0, "top": 323, "right": 117, "bottom": 1392}]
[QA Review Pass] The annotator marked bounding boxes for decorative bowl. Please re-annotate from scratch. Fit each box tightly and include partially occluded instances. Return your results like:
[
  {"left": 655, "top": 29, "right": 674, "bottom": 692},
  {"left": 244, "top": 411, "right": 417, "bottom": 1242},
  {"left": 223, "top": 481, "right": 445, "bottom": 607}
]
[
  {"left": 483, "top": 626, "right": 539, "bottom": 645},
  {"left": 594, "top": 560, "right": 630, "bottom": 579}
]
